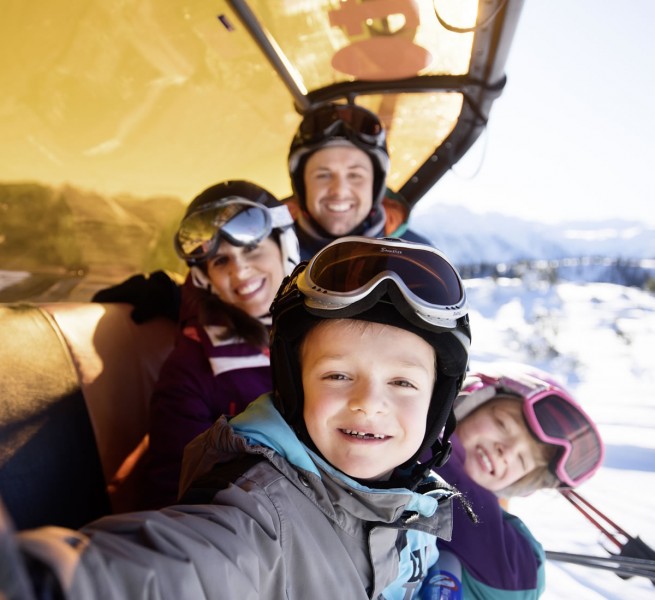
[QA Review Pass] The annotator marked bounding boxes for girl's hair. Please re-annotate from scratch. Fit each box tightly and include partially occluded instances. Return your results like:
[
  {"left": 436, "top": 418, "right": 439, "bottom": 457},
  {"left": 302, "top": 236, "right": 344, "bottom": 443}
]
[
  {"left": 497, "top": 465, "right": 559, "bottom": 498},
  {"left": 193, "top": 286, "right": 269, "bottom": 349}
]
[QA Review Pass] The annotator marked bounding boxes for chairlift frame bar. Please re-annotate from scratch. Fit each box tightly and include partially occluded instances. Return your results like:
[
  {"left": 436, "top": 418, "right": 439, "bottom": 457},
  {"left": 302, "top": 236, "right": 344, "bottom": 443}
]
[
  {"left": 227, "top": 0, "right": 311, "bottom": 111},
  {"left": 225, "top": 0, "right": 526, "bottom": 208}
]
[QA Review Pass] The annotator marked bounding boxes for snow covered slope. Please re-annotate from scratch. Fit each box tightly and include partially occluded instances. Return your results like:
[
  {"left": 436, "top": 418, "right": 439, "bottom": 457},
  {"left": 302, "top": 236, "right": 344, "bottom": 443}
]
[{"left": 466, "top": 277, "right": 655, "bottom": 599}]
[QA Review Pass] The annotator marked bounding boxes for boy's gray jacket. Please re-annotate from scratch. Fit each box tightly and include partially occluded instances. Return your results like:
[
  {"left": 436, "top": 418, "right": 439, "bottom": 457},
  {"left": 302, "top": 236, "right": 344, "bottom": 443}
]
[{"left": 8, "top": 395, "right": 454, "bottom": 599}]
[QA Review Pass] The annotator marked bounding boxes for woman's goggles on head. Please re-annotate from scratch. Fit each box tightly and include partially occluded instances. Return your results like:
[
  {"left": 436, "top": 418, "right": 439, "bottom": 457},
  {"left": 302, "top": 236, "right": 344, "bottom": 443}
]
[
  {"left": 477, "top": 373, "right": 604, "bottom": 488},
  {"left": 297, "top": 236, "right": 468, "bottom": 329},
  {"left": 175, "top": 198, "right": 291, "bottom": 264},
  {"left": 297, "top": 104, "right": 386, "bottom": 148}
]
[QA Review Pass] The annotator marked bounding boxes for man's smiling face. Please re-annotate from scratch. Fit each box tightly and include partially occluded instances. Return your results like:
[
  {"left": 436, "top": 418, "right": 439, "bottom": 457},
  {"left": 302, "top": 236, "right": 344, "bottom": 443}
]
[{"left": 303, "top": 145, "right": 374, "bottom": 236}]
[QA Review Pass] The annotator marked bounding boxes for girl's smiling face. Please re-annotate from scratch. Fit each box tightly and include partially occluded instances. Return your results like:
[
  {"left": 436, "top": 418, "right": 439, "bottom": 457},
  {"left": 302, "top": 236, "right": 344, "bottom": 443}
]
[
  {"left": 457, "top": 396, "right": 541, "bottom": 491},
  {"left": 300, "top": 319, "right": 436, "bottom": 481}
]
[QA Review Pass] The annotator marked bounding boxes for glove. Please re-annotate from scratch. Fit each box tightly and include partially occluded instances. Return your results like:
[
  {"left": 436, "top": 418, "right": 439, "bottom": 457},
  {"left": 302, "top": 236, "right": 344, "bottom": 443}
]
[{"left": 92, "top": 270, "right": 182, "bottom": 324}]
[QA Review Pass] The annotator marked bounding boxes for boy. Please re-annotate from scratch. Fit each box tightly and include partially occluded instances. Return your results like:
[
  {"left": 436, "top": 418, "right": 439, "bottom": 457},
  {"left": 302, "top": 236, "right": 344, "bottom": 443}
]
[{"left": 1, "top": 236, "right": 471, "bottom": 599}]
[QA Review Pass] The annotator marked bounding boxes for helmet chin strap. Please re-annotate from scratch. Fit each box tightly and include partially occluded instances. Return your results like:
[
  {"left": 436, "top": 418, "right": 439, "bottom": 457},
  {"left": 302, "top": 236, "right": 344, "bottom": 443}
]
[
  {"left": 278, "top": 227, "right": 301, "bottom": 276},
  {"left": 355, "top": 384, "right": 460, "bottom": 492}
]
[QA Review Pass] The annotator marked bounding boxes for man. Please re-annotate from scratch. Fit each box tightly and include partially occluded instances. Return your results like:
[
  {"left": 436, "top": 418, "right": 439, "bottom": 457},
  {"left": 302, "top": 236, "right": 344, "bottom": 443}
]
[{"left": 286, "top": 102, "right": 431, "bottom": 259}]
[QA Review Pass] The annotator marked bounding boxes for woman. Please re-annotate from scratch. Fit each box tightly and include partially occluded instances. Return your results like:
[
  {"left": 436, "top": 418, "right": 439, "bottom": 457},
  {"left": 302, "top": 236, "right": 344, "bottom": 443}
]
[{"left": 142, "top": 180, "right": 299, "bottom": 509}]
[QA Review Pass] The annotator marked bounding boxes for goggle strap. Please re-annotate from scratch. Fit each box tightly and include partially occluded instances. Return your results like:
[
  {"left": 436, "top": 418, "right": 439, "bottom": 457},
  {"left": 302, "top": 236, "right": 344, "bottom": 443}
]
[
  {"left": 454, "top": 380, "right": 496, "bottom": 420},
  {"left": 270, "top": 204, "right": 295, "bottom": 229}
]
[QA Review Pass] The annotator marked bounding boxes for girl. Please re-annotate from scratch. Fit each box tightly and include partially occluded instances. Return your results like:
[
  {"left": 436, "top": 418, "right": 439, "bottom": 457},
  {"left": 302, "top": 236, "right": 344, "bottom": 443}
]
[{"left": 422, "top": 363, "right": 605, "bottom": 599}]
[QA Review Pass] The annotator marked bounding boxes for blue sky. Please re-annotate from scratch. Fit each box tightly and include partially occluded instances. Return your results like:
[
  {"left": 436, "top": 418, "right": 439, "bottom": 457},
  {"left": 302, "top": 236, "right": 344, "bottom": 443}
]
[{"left": 417, "top": 0, "right": 655, "bottom": 226}]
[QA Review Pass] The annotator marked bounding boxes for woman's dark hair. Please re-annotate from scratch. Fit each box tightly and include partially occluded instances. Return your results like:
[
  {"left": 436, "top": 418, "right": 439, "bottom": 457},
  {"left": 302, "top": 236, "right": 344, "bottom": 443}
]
[{"left": 193, "top": 285, "right": 269, "bottom": 349}]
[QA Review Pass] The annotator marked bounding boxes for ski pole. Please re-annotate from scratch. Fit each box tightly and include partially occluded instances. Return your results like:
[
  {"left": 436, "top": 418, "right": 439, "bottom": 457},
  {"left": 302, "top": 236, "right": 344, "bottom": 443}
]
[
  {"left": 545, "top": 550, "right": 655, "bottom": 584},
  {"left": 560, "top": 489, "right": 655, "bottom": 585},
  {"left": 560, "top": 490, "right": 627, "bottom": 551}
]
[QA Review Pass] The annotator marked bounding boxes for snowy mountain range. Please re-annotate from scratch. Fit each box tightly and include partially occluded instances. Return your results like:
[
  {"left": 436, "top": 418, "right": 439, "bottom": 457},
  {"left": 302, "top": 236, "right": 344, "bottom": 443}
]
[{"left": 409, "top": 202, "right": 655, "bottom": 266}]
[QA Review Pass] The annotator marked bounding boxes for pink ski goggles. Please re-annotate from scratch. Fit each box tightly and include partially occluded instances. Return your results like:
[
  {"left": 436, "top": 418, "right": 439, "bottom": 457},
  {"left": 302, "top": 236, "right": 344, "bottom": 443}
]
[{"left": 472, "top": 373, "right": 605, "bottom": 488}]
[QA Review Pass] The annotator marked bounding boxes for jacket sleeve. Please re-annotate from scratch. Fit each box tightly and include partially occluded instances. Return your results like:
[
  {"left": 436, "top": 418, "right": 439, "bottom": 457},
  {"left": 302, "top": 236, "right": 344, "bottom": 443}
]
[
  {"left": 144, "top": 334, "right": 218, "bottom": 508},
  {"left": 435, "top": 437, "right": 546, "bottom": 596},
  {"left": 5, "top": 483, "right": 286, "bottom": 600}
]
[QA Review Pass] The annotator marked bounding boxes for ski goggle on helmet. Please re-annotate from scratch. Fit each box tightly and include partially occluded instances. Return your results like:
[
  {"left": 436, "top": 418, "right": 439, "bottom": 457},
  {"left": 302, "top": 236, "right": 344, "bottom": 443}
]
[
  {"left": 457, "top": 366, "right": 604, "bottom": 488},
  {"left": 175, "top": 190, "right": 295, "bottom": 266},
  {"left": 297, "top": 235, "right": 468, "bottom": 330},
  {"left": 294, "top": 103, "right": 386, "bottom": 148}
]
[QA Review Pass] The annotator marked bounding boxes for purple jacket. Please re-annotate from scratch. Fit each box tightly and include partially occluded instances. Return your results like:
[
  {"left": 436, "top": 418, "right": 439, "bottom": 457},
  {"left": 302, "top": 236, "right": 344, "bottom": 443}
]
[
  {"left": 143, "top": 322, "right": 272, "bottom": 508},
  {"left": 431, "top": 434, "right": 545, "bottom": 597}
]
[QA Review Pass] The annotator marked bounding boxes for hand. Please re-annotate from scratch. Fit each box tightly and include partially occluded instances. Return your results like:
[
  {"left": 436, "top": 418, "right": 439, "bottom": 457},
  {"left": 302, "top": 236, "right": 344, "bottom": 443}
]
[{"left": 92, "top": 270, "right": 182, "bottom": 324}]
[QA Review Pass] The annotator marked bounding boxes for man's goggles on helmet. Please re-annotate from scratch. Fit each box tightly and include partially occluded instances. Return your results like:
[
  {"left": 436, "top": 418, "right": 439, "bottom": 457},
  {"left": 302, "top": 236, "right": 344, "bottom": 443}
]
[
  {"left": 477, "top": 373, "right": 604, "bottom": 488},
  {"left": 297, "top": 103, "right": 386, "bottom": 148},
  {"left": 175, "top": 198, "right": 290, "bottom": 264},
  {"left": 297, "top": 236, "right": 468, "bottom": 328}
]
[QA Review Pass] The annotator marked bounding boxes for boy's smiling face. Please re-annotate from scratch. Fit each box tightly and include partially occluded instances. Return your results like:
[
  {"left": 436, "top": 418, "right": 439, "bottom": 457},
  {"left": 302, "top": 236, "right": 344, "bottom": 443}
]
[{"left": 300, "top": 319, "right": 435, "bottom": 481}]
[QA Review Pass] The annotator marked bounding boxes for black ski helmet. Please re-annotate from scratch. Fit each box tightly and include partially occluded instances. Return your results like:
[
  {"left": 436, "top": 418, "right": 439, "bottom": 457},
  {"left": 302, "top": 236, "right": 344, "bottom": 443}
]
[
  {"left": 269, "top": 236, "right": 471, "bottom": 487},
  {"left": 175, "top": 180, "right": 299, "bottom": 279},
  {"left": 288, "top": 103, "right": 390, "bottom": 211}
]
